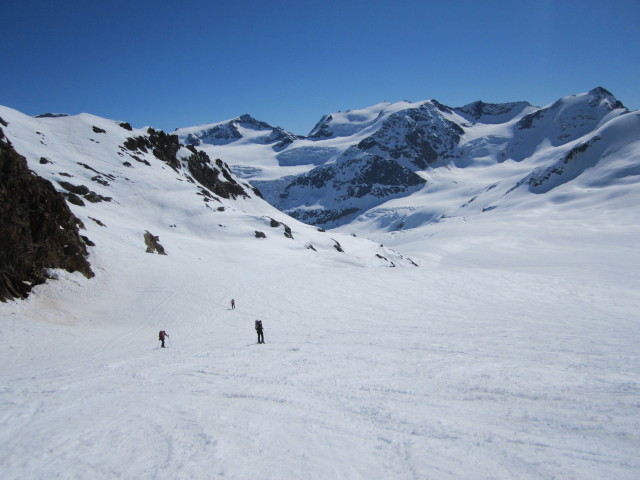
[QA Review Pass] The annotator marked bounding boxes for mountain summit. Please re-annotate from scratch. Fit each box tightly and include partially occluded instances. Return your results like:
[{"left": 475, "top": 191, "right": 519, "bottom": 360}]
[{"left": 178, "top": 114, "right": 299, "bottom": 151}]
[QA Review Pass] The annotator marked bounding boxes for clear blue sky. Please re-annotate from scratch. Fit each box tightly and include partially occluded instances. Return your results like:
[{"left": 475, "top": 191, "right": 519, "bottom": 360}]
[{"left": 2, "top": 0, "right": 639, "bottom": 135}]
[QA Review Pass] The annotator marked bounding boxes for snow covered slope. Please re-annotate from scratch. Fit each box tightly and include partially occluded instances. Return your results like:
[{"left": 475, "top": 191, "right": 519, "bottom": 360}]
[
  {"left": 1, "top": 97, "right": 639, "bottom": 479},
  {"left": 0, "top": 106, "right": 416, "bottom": 273},
  {"left": 177, "top": 88, "right": 638, "bottom": 229},
  {"left": 1, "top": 169, "right": 639, "bottom": 479}
]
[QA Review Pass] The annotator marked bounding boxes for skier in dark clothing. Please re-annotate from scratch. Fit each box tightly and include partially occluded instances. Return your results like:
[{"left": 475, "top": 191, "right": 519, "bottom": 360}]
[
  {"left": 255, "top": 320, "right": 264, "bottom": 344},
  {"left": 231, "top": 299, "right": 235, "bottom": 310},
  {"left": 159, "top": 330, "right": 169, "bottom": 348}
]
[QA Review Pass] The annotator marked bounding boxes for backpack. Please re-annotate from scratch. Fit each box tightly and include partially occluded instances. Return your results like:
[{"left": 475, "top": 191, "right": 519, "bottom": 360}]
[
  {"left": 255, "top": 320, "right": 262, "bottom": 330},
  {"left": 159, "top": 330, "right": 165, "bottom": 340}
]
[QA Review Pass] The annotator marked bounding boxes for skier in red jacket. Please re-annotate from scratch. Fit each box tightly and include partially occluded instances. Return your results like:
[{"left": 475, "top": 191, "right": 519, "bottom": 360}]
[{"left": 159, "top": 330, "right": 169, "bottom": 348}]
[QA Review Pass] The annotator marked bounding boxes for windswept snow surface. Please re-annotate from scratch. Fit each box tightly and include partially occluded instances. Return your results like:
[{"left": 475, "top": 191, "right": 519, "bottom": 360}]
[
  {"left": 2, "top": 218, "right": 640, "bottom": 480},
  {"left": 1, "top": 106, "right": 640, "bottom": 479}
]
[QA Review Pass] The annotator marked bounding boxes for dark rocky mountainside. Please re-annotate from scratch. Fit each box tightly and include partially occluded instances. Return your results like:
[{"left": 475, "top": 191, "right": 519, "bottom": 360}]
[
  {"left": 255, "top": 150, "right": 426, "bottom": 225},
  {"left": 353, "top": 101, "right": 465, "bottom": 170},
  {"left": 0, "top": 124, "right": 93, "bottom": 301}
]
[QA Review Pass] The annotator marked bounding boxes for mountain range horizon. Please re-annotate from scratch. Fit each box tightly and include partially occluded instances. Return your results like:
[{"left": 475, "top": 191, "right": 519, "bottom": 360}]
[{"left": 170, "top": 86, "right": 638, "bottom": 229}]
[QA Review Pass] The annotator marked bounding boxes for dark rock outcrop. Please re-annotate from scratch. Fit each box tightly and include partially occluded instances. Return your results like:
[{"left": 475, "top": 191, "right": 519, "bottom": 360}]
[
  {"left": 123, "top": 129, "right": 257, "bottom": 200},
  {"left": 143, "top": 231, "right": 167, "bottom": 255},
  {"left": 0, "top": 128, "right": 93, "bottom": 301},
  {"left": 267, "top": 217, "right": 294, "bottom": 238},
  {"left": 147, "top": 128, "right": 181, "bottom": 171},
  {"left": 35, "top": 113, "right": 69, "bottom": 119},
  {"left": 58, "top": 181, "right": 112, "bottom": 204},
  {"left": 122, "top": 128, "right": 181, "bottom": 170},
  {"left": 454, "top": 101, "right": 531, "bottom": 123},
  {"left": 308, "top": 114, "right": 335, "bottom": 138},
  {"left": 185, "top": 150, "right": 250, "bottom": 200}
]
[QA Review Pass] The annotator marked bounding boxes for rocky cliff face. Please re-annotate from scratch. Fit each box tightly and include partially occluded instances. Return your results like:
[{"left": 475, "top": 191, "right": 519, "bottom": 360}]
[
  {"left": 354, "top": 101, "right": 465, "bottom": 170},
  {"left": 0, "top": 124, "right": 93, "bottom": 301},
  {"left": 454, "top": 100, "right": 531, "bottom": 123},
  {"left": 257, "top": 150, "right": 426, "bottom": 226}
]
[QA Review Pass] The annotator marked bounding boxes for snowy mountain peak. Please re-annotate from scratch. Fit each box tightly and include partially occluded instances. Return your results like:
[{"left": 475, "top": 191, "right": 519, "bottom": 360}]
[
  {"left": 587, "top": 86, "right": 627, "bottom": 110},
  {"left": 508, "top": 87, "right": 631, "bottom": 162},
  {"left": 454, "top": 100, "right": 532, "bottom": 124},
  {"left": 176, "top": 114, "right": 298, "bottom": 151},
  {"left": 544, "top": 87, "right": 627, "bottom": 118},
  {"left": 308, "top": 102, "right": 394, "bottom": 139}
]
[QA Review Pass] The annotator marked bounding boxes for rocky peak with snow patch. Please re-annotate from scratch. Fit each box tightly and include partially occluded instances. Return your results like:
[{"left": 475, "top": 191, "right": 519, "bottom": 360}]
[
  {"left": 258, "top": 149, "right": 427, "bottom": 227},
  {"left": 354, "top": 101, "right": 465, "bottom": 170},
  {"left": 506, "top": 86, "right": 629, "bottom": 161},
  {"left": 454, "top": 100, "right": 532, "bottom": 124},
  {"left": 178, "top": 114, "right": 299, "bottom": 150}
]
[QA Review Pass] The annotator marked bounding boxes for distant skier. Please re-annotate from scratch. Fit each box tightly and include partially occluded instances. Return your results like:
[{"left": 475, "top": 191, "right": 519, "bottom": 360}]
[
  {"left": 231, "top": 298, "right": 235, "bottom": 310},
  {"left": 159, "top": 330, "right": 169, "bottom": 348},
  {"left": 255, "top": 320, "right": 264, "bottom": 344}
]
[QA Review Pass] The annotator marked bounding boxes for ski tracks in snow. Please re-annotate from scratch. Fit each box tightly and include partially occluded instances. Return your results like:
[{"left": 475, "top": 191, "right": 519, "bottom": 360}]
[{"left": 1, "top": 253, "right": 639, "bottom": 478}]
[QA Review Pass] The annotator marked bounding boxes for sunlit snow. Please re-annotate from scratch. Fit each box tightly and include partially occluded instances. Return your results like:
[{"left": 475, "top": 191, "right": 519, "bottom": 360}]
[{"left": 1, "top": 103, "right": 639, "bottom": 480}]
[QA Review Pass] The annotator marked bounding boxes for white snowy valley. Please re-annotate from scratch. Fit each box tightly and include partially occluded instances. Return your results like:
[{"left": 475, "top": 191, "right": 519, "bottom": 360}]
[{"left": 1, "top": 91, "right": 639, "bottom": 480}]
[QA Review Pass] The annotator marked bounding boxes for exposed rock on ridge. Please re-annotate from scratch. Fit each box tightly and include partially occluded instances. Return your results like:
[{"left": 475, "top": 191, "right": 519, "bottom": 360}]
[{"left": 122, "top": 129, "right": 258, "bottom": 200}]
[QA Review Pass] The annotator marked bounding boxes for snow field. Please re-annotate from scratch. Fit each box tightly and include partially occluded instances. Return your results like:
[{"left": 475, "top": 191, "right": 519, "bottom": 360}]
[{"left": 1, "top": 223, "right": 639, "bottom": 479}]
